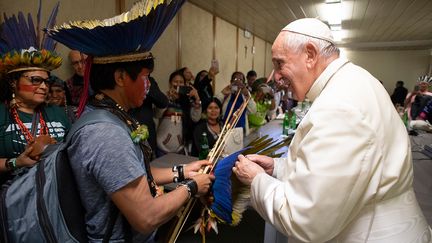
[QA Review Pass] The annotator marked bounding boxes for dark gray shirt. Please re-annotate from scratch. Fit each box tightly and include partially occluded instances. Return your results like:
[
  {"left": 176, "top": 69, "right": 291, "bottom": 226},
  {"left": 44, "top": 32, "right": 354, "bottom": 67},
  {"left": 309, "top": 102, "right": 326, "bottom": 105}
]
[{"left": 68, "top": 122, "right": 152, "bottom": 242}]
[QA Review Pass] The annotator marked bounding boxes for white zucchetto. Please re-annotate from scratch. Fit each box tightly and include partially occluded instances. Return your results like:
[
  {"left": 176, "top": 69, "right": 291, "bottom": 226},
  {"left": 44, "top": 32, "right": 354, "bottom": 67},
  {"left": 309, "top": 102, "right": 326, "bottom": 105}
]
[{"left": 282, "top": 18, "right": 335, "bottom": 45}]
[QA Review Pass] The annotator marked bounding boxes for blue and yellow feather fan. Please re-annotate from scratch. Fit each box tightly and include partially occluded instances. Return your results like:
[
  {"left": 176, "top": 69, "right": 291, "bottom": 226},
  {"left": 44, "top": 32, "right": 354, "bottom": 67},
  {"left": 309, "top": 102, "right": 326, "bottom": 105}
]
[
  {"left": 207, "top": 135, "right": 291, "bottom": 228},
  {"left": 210, "top": 147, "right": 250, "bottom": 225}
]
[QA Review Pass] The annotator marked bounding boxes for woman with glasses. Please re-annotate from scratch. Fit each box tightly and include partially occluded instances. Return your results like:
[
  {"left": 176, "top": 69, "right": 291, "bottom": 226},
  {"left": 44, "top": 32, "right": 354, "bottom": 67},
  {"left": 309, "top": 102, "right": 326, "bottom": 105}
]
[{"left": 0, "top": 48, "right": 71, "bottom": 182}]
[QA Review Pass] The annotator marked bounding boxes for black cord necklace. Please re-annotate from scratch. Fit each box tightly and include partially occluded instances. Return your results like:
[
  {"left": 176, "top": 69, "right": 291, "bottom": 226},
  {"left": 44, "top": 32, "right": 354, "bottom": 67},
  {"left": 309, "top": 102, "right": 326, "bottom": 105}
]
[{"left": 89, "top": 93, "right": 157, "bottom": 197}]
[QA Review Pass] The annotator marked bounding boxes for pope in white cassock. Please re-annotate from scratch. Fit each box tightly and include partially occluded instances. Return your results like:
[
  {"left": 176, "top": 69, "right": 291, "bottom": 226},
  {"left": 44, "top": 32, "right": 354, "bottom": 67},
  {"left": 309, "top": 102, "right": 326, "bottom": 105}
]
[{"left": 233, "top": 18, "right": 431, "bottom": 242}]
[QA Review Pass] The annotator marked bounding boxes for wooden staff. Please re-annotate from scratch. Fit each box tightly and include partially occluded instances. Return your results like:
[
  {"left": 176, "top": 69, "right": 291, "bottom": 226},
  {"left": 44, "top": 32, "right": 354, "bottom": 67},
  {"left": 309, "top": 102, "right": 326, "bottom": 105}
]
[{"left": 167, "top": 93, "right": 250, "bottom": 243}]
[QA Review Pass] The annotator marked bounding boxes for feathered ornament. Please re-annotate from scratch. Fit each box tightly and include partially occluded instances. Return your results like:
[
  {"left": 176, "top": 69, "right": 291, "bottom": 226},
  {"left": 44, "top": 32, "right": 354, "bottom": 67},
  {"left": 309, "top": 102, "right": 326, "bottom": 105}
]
[
  {"left": 46, "top": 0, "right": 185, "bottom": 117},
  {"left": 417, "top": 75, "right": 432, "bottom": 85},
  {"left": 0, "top": 0, "right": 61, "bottom": 74},
  {"left": 209, "top": 147, "right": 251, "bottom": 224},
  {"left": 189, "top": 136, "right": 291, "bottom": 240},
  {"left": 46, "top": 0, "right": 185, "bottom": 58}
]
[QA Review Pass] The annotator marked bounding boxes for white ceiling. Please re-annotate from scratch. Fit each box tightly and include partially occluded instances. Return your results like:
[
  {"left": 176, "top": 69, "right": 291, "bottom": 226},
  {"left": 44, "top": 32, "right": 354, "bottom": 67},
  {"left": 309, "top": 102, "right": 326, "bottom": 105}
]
[{"left": 188, "top": 0, "right": 432, "bottom": 50}]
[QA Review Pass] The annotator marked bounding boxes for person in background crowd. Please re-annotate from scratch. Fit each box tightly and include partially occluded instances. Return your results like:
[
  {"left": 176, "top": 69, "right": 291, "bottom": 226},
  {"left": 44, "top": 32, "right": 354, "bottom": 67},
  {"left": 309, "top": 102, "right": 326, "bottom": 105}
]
[
  {"left": 193, "top": 66, "right": 218, "bottom": 113},
  {"left": 410, "top": 99, "right": 432, "bottom": 132},
  {"left": 417, "top": 99, "right": 432, "bottom": 123},
  {"left": 129, "top": 54, "right": 169, "bottom": 158},
  {"left": 405, "top": 76, "right": 432, "bottom": 120},
  {"left": 179, "top": 67, "right": 195, "bottom": 86},
  {"left": 191, "top": 97, "right": 222, "bottom": 157},
  {"left": 156, "top": 70, "right": 201, "bottom": 155},
  {"left": 246, "top": 70, "right": 257, "bottom": 92},
  {"left": 390, "top": 80, "right": 408, "bottom": 107},
  {"left": 266, "top": 79, "right": 283, "bottom": 119},
  {"left": 47, "top": 1, "right": 214, "bottom": 241},
  {"left": 233, "top": 18, "right": 430, "bottom": 242},
  {"left": 216, "top": 71, "right": 257, "bottom": 133},
  {"left": 66, "top": 50, "right": 88, "bottom": 107},
  {"left": 248, "top": 82, "right": 276, "bottom": 128},
  {"left": 47, "top": 75, "right": 76, "bottom": 123}
]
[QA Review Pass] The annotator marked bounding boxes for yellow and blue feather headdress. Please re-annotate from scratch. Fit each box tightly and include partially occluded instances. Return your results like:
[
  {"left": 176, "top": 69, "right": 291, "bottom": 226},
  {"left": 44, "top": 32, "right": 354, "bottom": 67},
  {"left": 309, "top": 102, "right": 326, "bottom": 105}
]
[
  {"left": 46, "top": 0, "right": 185, "bottom": 63},
  {"left": 45, "top": 0, "right": 185, "bottom": 116},
  {"left": 0, "top": 0, "right": 61, "bottom": 74}
]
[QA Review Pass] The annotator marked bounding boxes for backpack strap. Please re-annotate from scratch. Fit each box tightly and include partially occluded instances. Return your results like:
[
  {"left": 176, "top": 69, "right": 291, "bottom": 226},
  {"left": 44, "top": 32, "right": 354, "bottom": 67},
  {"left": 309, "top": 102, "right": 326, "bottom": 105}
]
[
  {"left": 102, "top": 203, "right": 119, "bottom": 243},
  {"left": 64, "top": 109, "right": 128, "bottom": 145}
]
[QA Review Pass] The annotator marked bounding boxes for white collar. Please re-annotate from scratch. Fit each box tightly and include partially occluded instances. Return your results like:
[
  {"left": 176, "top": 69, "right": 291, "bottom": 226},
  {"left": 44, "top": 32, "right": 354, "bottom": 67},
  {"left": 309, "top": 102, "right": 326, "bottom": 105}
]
[{"left": 306, "top": 57, "right": 350, "bottom": 101}]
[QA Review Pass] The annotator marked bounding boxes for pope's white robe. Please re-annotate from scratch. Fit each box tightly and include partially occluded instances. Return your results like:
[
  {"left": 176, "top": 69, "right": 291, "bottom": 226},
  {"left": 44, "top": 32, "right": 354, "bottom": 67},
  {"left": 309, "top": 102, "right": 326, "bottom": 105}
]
[{"left": 251, "top": 58, "right": 431, "bottom": 242}]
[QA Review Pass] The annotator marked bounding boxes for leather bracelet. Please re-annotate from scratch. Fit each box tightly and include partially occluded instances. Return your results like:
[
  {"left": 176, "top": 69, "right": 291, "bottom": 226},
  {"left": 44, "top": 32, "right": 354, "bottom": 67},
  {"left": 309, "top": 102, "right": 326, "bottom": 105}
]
[{"left": 177, "top": 179, "right": 198, "bottom": 198}]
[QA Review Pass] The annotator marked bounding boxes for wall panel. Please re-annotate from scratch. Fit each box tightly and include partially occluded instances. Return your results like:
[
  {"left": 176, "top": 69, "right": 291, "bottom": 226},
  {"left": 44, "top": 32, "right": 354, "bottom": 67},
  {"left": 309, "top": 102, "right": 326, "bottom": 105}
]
[
  {"left": 343, "top": 49, "right": 430, "bottom": 93},
  {"left": 151, "top": 17, "right": 179, "bottom": 93},
  {"left": 237, "top": 28, "right": 254, "bottom": 76},
  {"left": 215, "top": 17, "right": 237, "bottom": 93},
  {"left": 253, "top": 36, "right": 266, "bottom": 78},
  {"left": 180, "top": 2, "right": 213, "bottom": 81},
  {"left": 265, "top": 42, "right": 273, "bottom": 78}
]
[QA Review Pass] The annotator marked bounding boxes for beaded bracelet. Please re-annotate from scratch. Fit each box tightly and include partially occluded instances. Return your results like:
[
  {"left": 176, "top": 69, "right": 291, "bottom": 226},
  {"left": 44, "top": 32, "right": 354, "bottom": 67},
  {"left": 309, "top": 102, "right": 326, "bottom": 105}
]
[
  {"left": 5, "top": 158, "right": 17, "bottom": 171},
  {"left": 176, "top": 179, "right": 198, "bottom": 198}
]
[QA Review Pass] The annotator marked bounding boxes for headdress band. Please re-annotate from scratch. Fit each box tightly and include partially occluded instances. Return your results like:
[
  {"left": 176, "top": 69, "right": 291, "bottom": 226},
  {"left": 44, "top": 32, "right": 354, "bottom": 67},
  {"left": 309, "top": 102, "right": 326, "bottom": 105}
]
[
  {"left": 93, "top": 52, "right": 153, "bottom": 64},
  {"left": 7, "top": 67, "right": 50, "bottom": 74}
]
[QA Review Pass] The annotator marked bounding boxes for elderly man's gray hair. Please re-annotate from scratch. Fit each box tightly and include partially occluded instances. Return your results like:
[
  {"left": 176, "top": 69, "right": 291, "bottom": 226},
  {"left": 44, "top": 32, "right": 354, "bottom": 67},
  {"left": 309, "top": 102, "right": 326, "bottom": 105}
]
[{"left": 282, "top": 32, "right": 340, "bottom": 58}]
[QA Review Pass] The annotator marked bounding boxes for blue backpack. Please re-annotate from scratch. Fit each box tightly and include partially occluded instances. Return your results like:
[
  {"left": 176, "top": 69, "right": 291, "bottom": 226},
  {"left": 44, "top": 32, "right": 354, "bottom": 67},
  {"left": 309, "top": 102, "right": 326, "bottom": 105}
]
[{"left": 0, "top": 110, "right": 125, "bottom": 243}]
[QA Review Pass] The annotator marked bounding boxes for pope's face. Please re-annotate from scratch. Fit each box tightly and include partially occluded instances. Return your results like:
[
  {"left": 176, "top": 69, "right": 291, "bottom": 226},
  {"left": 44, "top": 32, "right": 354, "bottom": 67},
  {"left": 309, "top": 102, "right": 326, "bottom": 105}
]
[{"left": 271, "top": 32, "right": 312, "bottom": 101}]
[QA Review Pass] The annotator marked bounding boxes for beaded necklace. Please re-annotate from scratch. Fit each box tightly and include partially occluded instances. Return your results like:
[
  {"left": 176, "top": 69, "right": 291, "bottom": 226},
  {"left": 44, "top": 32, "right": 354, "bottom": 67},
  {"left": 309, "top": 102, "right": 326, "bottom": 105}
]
[
  {"left": 91, "top": 93, "right": 158, "bottom": 197},
  {"left": 11, "top": 107, "right": 49, "bottom": 143}
]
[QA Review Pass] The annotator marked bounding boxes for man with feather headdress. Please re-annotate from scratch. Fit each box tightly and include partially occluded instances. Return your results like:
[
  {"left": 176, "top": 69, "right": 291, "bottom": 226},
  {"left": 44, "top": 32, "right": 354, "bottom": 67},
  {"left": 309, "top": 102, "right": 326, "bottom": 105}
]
[{"left": 46, "top": 0, "right": 214, "bottom": 242}]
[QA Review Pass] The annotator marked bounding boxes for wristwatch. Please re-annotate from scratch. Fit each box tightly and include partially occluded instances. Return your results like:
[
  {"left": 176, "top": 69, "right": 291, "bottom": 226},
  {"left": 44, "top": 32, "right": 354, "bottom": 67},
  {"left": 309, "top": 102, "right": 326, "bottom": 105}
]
[{"left": 172, "top": 165, "right": 185, "bottom": 183}]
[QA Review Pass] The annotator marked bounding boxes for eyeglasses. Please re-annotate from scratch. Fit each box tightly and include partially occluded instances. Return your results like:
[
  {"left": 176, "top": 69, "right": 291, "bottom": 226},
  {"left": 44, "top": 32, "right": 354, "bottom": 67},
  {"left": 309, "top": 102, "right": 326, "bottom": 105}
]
[
  {"left": 232, "top": 78, "right": 244, "bottom": 82},
  {"left": 21, "top": 75, "right": 52, "bottom": 86}
]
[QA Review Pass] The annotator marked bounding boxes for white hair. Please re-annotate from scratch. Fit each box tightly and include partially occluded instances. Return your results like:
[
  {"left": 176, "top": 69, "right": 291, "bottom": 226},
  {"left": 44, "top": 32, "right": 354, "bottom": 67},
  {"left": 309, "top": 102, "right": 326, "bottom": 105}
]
[{"left": 282, "top": 32, "right": 339, "bottom": 58}]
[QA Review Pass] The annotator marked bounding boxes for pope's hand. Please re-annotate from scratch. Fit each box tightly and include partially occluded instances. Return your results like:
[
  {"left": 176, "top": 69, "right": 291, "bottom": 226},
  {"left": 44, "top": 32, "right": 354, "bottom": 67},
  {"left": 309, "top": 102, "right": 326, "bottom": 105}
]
[
  {"left": 233, "top": 154, "right": 265, "bottom": 185},
  {"left": 245, "top": 154, "right": 274, "bottom": 175}
]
